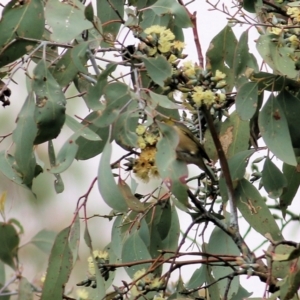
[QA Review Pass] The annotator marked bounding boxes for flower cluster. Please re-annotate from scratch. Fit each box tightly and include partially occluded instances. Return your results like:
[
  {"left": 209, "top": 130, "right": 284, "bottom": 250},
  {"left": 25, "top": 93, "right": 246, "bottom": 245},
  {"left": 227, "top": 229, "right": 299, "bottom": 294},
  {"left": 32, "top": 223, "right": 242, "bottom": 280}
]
[
  {"left": 266, "top": 6, "right": 300, "bottom": 50},
  {"left": 141, "top": 25, "right": 186, "bottom": 61},
  {"left": 178, "top": 62, "right": 227, "bottom": 108},
  {"left": 131, "top": 269, "right": 165, "bottom": 296},
  {"left": 132, "top": 125, "right": 160, "bottom": 181},
  {"left": 87, "top": 250, "right": 109, "bottom": 276}
]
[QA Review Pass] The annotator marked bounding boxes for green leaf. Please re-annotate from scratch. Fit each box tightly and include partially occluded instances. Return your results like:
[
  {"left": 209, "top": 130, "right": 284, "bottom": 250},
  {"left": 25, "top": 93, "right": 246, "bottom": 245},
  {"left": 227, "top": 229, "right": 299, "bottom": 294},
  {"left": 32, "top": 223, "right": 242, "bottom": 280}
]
[
  {"left": 45, "top": 0, "right": 92, "bottom": 43},
  {"left": 118, "top": 179, "right": 145, "bottom": 212},
  {"left": 50, "top": 48, "right": 79, "bottom": 87},
  {"left": 267, "top": 244, "right": 299, "bottom": 279},
  {"left": 18, "top": 277, "right": 33, "bottom": 300},
  {"left": 75, "top": 112, "right": 110, "bottom": 160},
  {"left": 32, "top": 60, "right": 66, "bottom": 145},
  {"left": 68, "top": 215, "right": 80, "bottom": 266},
  {"left": 71, "top": 42, "right": 89, "bottom": 74},
  {"left": 262, "top": 157, "right": 287, "bottom": 199},
  {"left": 49, "top": 134, "right": 79, "bottom": 174},
  {"left": 206, "top": 111, "right": 249, "bottom": 161},
  {"left": 236, "top": 82, "right": 259, "bottom": 120},
  {"left": 0, "top": 151, "right": 30, "bottom": 189},
  {"left": 279, "top": 270, "right": 300, "bottom": 300},
  {"left": 140, "top": 9, "right": 170, "bottom": 30},
  {"left": 84, "top": 63, "right": 117, "bottom": 110},
  {"left": 65, "top": 115, "right": 101, "bottom": 141},
  {"left": 48, "top": 141, "right": 64, "bottom": 193},
  {"left": 186, "top": 265, "right": 206, "bottom": 290},
  {"left": 256, "top": 34, "right": 298, "bottom": 78},
  {"left": 230, "top": 285, "right": 252, "bottom": 300},
  {"left": 280, "top": 161, "right": 300, "bottom": 213},
  {"left": 111, "top": 216, "right": 126, "bottom": 259},
  {"left": 113, "top": 108, "right": 139, "bottom": 150},
  {"left": 242, "top": 0, "right": 257, "bottom": 12},
  {"left": 278, "top": 90, "right": 300, "bottom": 148},
  {"left": 206, "top": 25, "right": 237, "bottom": 92},
  {"left": 228, "top": 149, "right": 255, "bottom": 181},
  {"left": 0, "top": 0, "right": 44, "bottom": 67},
  {"left": 258, "top": 93, "right": 297, "bottom": 166},
  {"left": 148, "top": 0, "right": 192, "bottom": 28},
  {"left": 0, "top": 260, "right": 5, "bottom": 285},
  {"left": 156, "top": 122, "right": 188, "bottom": 206},
  {"left": 84, "top": 2, "right": 94, "bottom": 23},
  {"left": 145, "top": 200, "right": 179, "bottom": 264},
  {"left": 141, "top": 55, "right": 172, "bottom": 87},
  {"left": 235, "top": 178, "right": 283, "bottom": 242},
  {"left": 30, "top": 229, "right": 57, "bottom": 254},
  {"left": 41, "top": 227, "right": 73, "bottom": 300},
  {"left": 121, "top": 231, "right": 152, "bottom": 278},
  {"left": 98, "top": 142, "right": 128, "bottom": 212},
  {"left": 12, "top": 92, "right": 37, "bottom": 186},
  {"left": 251, "top": 72, "right": 300, "bottom": 92},
  {"left": 97, "top": 0, "right": 124, "bottom": 46},
  {"left": 0, "top": 222, "right": 19, "bottom": 269},
  {"left": 93, "top": 82, "right": 131, "bottom": 127},
  {"left": 207, "top": 224, "right": 240, "bottom": 298},
  {"left": 233, "top": 31, "right": 258, "bottom": 88},
  {"left": 148, "top": 91, "right": 179, "bottom": 109}
]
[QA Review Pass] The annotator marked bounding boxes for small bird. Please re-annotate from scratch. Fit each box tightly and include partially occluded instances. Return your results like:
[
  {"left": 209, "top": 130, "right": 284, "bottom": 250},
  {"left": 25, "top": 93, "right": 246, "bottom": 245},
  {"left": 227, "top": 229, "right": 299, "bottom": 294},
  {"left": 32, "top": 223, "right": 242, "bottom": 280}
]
[{"left": 165, "top": 119, "right": 217, "bottom": 183}]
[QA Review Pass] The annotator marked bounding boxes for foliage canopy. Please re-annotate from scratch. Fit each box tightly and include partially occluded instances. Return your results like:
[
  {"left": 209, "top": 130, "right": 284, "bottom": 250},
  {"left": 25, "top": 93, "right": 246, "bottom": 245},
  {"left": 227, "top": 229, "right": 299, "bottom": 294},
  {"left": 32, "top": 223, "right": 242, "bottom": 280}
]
[{"left": 0, "top": 0, "right": 300, "bottom": 299}]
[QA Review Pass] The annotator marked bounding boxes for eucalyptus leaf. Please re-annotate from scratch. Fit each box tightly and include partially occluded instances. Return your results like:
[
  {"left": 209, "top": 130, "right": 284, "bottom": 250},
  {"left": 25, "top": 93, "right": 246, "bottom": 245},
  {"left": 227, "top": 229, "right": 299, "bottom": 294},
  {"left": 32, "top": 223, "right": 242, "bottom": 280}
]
[
  {"left": 258, "top": 93, "right": 297, "bottom": 166},
  {"left": 41, "top": 227, "right": 73, "bottom": 300},
  {"left": 235, "top": 178, "right": 283, "bottom": 242},
  {"left": 45, "top": 0, "right": 92, "bottom": 43},
  {"left": 0, "top": 0, "right": 44, "bottom": 67},
  {"left": 262, "top": 157, "right": 287, "bottom": 199},
  {"left": 32, "top": 60, "right": 66, "bottom": 145},
  {"left": 141, "top": 55, "right": 172, "bottom": 87}
]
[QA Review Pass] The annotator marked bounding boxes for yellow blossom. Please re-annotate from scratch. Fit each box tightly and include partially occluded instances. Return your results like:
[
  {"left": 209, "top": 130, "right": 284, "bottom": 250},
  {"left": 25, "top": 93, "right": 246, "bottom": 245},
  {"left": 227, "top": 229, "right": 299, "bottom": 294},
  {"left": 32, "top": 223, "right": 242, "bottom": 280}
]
[
  {"left": 192, "top": 87, "right": 215, "bottom": 107},
  {"left": 133, "top": 147, "right": 158, "bottom": 181},
  {"left": 216, "top": 80, "right": 227, "bottom": 89},
  {"left": 287, "top": 7, "right": 300, "bottom": 20},
  {"left": 144, "top": 25, "right": 166, "bottom": 35},
  {"left": 182, "top": 60, "right": 194, "bottom": 69},
  {"left": 137, "top": 136, "right": 147, "bottom": 149},
  {"left": 77, "top": 288, "right": 89, "bottom": 300},
  {"left": 269, "top": 27, "right": 283, "bottom": 35},
  {"left": 147, "top": 46, "right": 158, "bottom": 56},
  {"left": 173, "top": 40, "right": 185, "bottom": 51},
  {"left": 144, "top": 133, "right": 158, "bottom": 145},
  {"left": 214, "top": 70, "right": 226, "bottom": 80},
  {"left": 216, "top": 92, "right": 226, "bottom": 102},
  {"left": 136, "top": 125, "right": 146, "bottom": 135},
  {"left": 289, "top": 35, "right": 300, "bottom": 48},
  {"left": 158, "top": 40, "right": 172, "bottom": 53},
  {"left": 88, "top": 250, "right": 108, "bottom": 275},
  {"left": 150, "top": 277, "right": 164, "bottom": 289},
  {"left": 159, "top": 29, "right": 175, "bottom": 41},
  {"left": 133, "top": 269, "right": 146, "bottom": 280},
  {"left": 182, "top": 60, "right": 196, "bottom": 77},
  {"left": 168, "top": 54, "right": 178, "bottom": 63}
]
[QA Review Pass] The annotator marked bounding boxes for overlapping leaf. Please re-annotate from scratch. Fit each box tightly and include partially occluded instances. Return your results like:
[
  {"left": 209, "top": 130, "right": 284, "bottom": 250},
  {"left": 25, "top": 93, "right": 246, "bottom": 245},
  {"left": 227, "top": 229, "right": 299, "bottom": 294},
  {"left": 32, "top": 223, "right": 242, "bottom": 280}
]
[
  {"left": 32, "top": 60, "right": 66, "bottom": 144},
  {"left": 258, "top": 93, "right": 297, "bottom": 166},
  {"left": 0, "top": 0, "right": 44, "bottom": 67}
]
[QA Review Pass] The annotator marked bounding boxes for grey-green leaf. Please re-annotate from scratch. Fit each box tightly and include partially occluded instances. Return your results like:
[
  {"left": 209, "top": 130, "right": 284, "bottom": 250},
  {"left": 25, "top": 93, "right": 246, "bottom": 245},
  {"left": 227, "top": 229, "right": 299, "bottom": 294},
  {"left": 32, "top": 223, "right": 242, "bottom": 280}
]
[
  {"left": 258, "top": 93, "right": 297, "bottom": 166},
  {"left": 45, "top": 0, "right": 92, "bottom": 43},
  {"left": 41, "top": 227, "right": 73, "bottom": 300},
  {"left": 262, "top": 157, "right": 287, "bottom": 199}
]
